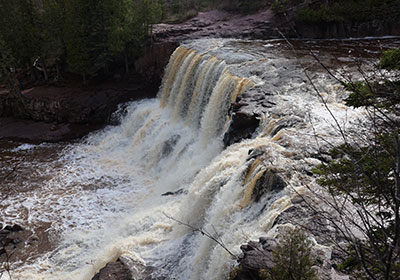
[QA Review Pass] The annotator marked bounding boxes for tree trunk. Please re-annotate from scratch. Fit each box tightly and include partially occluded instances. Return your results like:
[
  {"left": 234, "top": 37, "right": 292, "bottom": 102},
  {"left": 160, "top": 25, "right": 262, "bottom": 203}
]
[
  {"left": 56, "top": 63, "right": 61, "bottom": 81},
  {"left": 7, "top": 71, "right": 20, "bottom": 98},
  {"left": 40, "top": 58, "right": 49, "bottom": 81},
  {"left": 29, "top": 64, "right": 37, "bottom": 82},
  {"left": 124, "top": 51, "right": 129, "bottom": 80},
  {"left": 150, "top": 24, "right": 153, "bottom": 45}
]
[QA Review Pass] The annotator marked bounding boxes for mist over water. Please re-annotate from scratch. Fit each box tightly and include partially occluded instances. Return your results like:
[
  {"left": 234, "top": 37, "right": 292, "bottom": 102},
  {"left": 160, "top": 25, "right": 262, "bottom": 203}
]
[{"left": 1, "top": 38, "right": 393, "bottom": 279}]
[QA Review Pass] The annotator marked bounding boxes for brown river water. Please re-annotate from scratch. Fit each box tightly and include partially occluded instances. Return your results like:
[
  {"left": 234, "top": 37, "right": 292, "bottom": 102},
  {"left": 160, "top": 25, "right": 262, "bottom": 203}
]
[{"left": 0, "top": 37, "right": 399, "bottom": 280}]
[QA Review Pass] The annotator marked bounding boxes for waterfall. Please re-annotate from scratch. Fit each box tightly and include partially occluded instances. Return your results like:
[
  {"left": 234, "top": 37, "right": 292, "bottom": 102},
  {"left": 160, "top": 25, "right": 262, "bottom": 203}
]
[
  {"left": 125, "top": 46, "right": 254, "bottom": 191},
  {"left": 2, "top": 39, "right": 368, "bottom": 280},
  {"left": 160, "top": 46, "right": 253, "bottom": 136}
]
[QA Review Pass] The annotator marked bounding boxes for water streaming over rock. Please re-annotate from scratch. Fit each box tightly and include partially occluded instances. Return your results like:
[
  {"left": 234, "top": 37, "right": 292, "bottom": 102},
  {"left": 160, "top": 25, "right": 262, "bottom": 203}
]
[{"left": 0, "top": 38, "right": 384, "bottom": 279}]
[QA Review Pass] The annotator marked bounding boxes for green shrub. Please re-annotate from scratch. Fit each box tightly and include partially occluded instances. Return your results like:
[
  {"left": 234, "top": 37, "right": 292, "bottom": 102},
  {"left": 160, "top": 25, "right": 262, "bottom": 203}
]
[
  {"left": 379, "top": 48, "right": 400, "bottom": 70},
  {"left": 296, "top": 0, "right": 400, "bottom": 23},
  {"left": 264, "top": 228, "right": 318, "bottom": 280}
]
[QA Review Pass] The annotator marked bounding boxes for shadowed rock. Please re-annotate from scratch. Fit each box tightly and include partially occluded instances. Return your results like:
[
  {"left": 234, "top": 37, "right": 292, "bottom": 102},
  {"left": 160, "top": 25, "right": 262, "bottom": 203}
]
[
  {"left": 92, "top": 260, "right": 132, "bottom": 280},
  {"left": 253, "top": 169, "right": 286, "bottom": 202},
  {"left": 92, "top": 256, "right": 155, "bottom": 280}
]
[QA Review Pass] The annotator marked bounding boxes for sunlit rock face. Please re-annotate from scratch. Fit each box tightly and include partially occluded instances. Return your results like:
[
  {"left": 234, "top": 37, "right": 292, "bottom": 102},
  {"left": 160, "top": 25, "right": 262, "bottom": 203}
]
[{"left": 1, "top": 37, "right": 399, "bottom": 280}]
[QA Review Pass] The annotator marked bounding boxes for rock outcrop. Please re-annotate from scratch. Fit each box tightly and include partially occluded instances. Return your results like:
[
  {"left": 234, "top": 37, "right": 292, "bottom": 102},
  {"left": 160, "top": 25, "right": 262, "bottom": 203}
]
[
  {"left": 0, "top": 224, "right": 25, "bottom": 263},
  {"left": 296, "top": 20, "right": 400, "bottom": 39},
  {"left": 233, "top": 238, "right": 277, "bottom": 280},
  {"left": 224, "top": 85, "right": 279, "bottom": 146},
  {"left": 0, "top": 83, "right": 157, "bottom": 142},
  {"left": 153, "top": 9, "right": 279, "bottom": 43},
  {"left": 7, "top": 84, "right": 156, "bottom": 124},
  {"left": 0, "top": 117, "right": 103, "bottom": 143},
  {"left": 135, "top": 42, "right": 179, "bottom": 86},
  {"left": 92, "top": 260, "right": 133, "bottom": 280},
  {"left": 92, "top": 256, "right": 154, "bottom": 280},
  {"left": 153, "top": 7, "right": 400, "bottom": 43},
  {"left": 233, "top": 196, "right": 351, "bottom": 280}
]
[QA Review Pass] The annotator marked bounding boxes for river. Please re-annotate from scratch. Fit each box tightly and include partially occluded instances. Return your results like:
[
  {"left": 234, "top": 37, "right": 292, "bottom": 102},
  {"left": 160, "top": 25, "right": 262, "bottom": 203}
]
[{"left": 0, "top": 37, "right": 399, "bottom": 280}]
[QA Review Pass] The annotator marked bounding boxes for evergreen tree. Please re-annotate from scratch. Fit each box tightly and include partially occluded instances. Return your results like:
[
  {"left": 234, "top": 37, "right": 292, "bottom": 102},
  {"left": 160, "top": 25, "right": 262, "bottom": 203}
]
[
  {"left": 64, "top": 0, "right": 109, "bottom": 84},
  {"left": 105, "top": 0, "right": 162, "bottom": 77},
  {"left": 0, "top": 0, "right": 42, "bottom": 81},
  {"left": 0, "top": 37, "right": 19, "bottom": 97},
  {"left": 42, "top": 0, "right": 67, "bottom": 80},
  {"left": 0, "top": 0, "right": 164, "bottom": 84},
  {"left": 264, "top": 228, "right": 317, "bottom": 280}
]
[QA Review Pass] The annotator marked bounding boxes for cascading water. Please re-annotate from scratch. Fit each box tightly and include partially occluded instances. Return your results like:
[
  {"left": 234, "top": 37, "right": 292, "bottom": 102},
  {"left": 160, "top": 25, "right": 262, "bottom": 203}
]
[{"left": 0, "top": 38, "right": 381, "bottom": 280}]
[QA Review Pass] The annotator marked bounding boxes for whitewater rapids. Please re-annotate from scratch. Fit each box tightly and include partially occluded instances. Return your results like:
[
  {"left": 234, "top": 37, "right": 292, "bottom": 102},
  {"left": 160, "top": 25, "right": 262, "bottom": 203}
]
[{"left": 0, "top": 38, "right": 378, "bottom": 279}]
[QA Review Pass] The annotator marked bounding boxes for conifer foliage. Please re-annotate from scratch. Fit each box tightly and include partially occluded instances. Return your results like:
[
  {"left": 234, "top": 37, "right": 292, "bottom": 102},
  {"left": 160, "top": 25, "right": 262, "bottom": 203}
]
[{"left": 261, "top": 228, "right": 318, "bottom": 280}]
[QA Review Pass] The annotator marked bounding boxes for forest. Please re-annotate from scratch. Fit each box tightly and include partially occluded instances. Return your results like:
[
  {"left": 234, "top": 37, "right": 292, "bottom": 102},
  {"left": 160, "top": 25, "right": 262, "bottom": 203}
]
[
  {"left": 0, "top": 0, "right": 164, "bottom": 85},
  {"left": 1, "top": 0, "right": 399, "bottom": 86}
]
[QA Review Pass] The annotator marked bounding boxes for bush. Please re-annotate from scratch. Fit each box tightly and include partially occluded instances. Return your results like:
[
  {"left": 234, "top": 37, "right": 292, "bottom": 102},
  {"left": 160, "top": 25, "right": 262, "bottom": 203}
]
[
  {"left": 263, "top": 228, "right": 317, "bottom": 280},
  {"left": 296, "top": 0, "right": 400, "bottom": 23},
  {"left": 379, "top": 48, "right": 400, "bottom": 70}
]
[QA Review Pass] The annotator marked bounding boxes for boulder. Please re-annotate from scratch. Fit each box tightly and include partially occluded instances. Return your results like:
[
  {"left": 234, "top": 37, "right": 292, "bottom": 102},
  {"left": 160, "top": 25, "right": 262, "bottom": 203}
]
[
  {"left": 232, "top": 238, "right": 277, "bottom": 280},
  {"left": 252, "top": 169, "right": 286, "bottom": 202},
  {"left": 92, "top": 256, "right": 155, "bottom": 280},
  {"left": 223, "top": 111, "right": 260, "bottom": 146},
  {"left": 92, "top": 260, "right": 132, "bottom": 280}
]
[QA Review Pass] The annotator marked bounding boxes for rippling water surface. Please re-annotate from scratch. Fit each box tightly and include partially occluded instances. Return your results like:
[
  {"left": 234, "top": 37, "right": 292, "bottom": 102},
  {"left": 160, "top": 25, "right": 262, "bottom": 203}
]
[{"left": 0, "top": 37, "right": 399, "bottom": 280}]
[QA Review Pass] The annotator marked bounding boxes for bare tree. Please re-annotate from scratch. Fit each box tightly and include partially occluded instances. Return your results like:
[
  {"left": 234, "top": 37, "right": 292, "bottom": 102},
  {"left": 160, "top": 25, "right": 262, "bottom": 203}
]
[{"left": 299, "top": 47, "right": 400, "bottom": 279}]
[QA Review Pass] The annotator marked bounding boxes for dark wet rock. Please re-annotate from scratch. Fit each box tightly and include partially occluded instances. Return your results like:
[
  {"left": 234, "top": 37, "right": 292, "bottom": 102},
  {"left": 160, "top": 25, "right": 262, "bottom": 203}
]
[
  {"left": 269, "top": 116, "right": 303, "bottom": 137},
  {"left": 247, "top": 146, "right": 266, "bottom": 159},
  {"left": 223, "top": 86, "right": 281, "bottom": 146},
  {"left": 253, "top": 170, "right": 286, "bottom": 202},
  {"left": 135, "top": 42, "right": 179, "bottom": 86},
  {"left": 232, "top": 239, "right": 276, "bottom": 280},
  {"left": 1, "top": 237, "right": 14, "bottom": 247},
  {"left": 162, "top": 188, "right": 184, "bottom": 196},
  {"left": 18, "top": 85, "right": 155, "bottom": 124},
  {"left": 92, "top": 260, "right": 133, "bottom": 280},
  {"left": 161, "top": 135, "right": 181, "bottom": 158},
  {"left": 223, "top": 111, "right": 260, "bottom": 146},
  {"left": 242, "top": 146, "right": 287, "bottom": 204},
  {"left": 0, "top": 223, "right": 29, "bottom": 262},
  {"left": 4, "top": 224, "right": 23, "bottom": 232},
  {"left": 92, "top": 256, "right": 155, "bottom": 280},
  {"left": 0, "top": 82, "right": 158, "bottom": 143}
]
